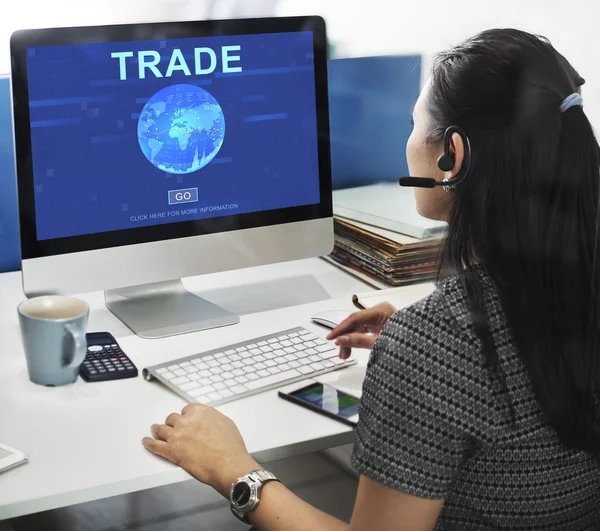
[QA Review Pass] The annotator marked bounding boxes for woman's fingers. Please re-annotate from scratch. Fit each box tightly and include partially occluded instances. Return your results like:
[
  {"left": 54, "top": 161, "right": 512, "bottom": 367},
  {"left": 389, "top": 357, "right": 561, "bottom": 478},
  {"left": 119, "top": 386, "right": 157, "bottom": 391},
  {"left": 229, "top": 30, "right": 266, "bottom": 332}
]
[{"left": 335, "top": 332, "right": 377, "bottom": 350}]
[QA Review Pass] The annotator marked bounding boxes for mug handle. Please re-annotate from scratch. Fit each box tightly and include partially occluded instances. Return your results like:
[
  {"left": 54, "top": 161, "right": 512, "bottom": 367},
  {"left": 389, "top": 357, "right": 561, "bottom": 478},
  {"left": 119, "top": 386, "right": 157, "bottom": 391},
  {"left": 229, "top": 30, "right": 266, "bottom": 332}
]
[{"left": 64, "top": 324, "right": 87, "bottom": 369}]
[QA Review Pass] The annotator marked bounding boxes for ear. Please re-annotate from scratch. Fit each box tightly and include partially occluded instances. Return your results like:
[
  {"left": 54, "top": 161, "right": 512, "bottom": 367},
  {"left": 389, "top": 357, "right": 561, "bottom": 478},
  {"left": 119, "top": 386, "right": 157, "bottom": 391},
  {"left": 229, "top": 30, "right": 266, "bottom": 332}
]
[{"left": 446, "top": 132, "right": 465, "bottom": 181}]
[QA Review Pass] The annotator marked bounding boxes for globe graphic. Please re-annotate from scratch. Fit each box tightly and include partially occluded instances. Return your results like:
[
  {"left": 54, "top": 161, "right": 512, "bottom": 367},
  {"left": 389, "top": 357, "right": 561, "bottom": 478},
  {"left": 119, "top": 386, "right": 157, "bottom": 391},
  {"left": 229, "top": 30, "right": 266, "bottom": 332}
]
[{"left": 137, "top": 84, "right": 225, "bottom": 175}]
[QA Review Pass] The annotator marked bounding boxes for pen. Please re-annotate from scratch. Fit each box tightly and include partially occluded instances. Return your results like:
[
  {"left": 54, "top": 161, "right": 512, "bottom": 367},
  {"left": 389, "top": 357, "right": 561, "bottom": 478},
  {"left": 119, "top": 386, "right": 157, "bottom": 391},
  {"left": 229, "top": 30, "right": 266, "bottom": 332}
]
[{"left": 352, "top": 294, "right": 366, "bottom": 311}]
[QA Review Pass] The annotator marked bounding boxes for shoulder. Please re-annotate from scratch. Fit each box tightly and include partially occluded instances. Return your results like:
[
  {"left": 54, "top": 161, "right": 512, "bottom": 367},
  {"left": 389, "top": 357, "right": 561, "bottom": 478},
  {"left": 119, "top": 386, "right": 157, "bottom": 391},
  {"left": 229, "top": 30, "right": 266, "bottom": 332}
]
[{"left": 366, "top": 276, "right": 499, "bottom": 436}]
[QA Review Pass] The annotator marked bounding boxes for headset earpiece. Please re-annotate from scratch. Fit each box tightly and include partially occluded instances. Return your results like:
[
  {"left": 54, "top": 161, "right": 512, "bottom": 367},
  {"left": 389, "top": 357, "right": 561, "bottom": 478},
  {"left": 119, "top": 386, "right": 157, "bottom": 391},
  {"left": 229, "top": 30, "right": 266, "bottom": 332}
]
[
  {"left": 437, "top": 153, "right": 454, "bottom": 172},
  {"left": 437, "top": 127, "right": 457, "bottom": 172}
]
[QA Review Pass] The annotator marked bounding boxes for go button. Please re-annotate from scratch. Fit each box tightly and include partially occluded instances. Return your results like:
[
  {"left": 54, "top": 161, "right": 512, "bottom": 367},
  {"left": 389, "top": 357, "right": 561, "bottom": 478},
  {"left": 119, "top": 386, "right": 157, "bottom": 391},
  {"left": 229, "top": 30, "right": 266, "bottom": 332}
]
[{"left": 168, "top": 187, "right": 198, "bottom": 205}]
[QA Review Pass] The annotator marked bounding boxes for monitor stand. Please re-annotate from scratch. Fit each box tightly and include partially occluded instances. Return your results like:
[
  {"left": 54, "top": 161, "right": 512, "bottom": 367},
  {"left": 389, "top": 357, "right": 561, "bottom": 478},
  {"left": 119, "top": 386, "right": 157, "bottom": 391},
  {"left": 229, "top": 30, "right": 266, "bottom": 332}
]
[{"left": 105, "top": 280, "right": 239, "bottom": 339}]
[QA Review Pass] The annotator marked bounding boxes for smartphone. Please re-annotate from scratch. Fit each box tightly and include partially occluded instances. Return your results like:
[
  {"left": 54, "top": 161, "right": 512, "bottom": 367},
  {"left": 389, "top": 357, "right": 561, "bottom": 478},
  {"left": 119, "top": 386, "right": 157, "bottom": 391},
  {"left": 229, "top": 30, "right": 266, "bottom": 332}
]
[
  {"left": 278, "top": 380, "right": 360, "bottom": 427},
  {"left": 0, "top": 442, "right": 29, "bottom": 475}
]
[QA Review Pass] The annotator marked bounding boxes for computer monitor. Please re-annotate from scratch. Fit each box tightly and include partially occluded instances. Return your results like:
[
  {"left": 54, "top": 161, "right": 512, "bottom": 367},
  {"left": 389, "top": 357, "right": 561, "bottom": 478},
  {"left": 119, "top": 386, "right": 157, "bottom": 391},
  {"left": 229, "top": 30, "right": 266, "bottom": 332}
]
[{"left": 10, "top": 16, "right": 333, "bottom": 338}]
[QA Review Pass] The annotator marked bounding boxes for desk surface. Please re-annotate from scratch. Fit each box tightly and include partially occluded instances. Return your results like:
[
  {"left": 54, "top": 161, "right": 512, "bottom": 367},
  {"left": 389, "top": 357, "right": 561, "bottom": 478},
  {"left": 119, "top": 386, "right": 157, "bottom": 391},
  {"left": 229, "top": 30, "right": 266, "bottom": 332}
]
[{"left": 0, "top": 258, "right": 432, "bottom": 520}]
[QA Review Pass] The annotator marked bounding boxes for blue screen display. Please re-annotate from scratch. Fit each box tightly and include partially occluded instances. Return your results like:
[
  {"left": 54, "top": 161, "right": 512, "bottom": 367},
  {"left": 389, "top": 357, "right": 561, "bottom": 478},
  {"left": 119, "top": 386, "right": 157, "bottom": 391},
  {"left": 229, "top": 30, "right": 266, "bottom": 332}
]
[
  {"left": 26, "top": 31, "right": 320, "bottom": 241},
  {"left": 291, "top": 383, "right": 360, "bottom": 420}
]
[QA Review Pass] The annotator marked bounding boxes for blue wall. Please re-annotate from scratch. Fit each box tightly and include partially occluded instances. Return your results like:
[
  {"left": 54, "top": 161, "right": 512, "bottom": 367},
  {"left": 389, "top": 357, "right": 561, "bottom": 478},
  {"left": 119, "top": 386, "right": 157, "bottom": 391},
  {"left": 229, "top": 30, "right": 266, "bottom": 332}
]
[
  {"left": 0, "top": 75, "right": 20, "bottom": 272},
  {"left": 328, "top": 55, "right": 421, "bottom": 189}
]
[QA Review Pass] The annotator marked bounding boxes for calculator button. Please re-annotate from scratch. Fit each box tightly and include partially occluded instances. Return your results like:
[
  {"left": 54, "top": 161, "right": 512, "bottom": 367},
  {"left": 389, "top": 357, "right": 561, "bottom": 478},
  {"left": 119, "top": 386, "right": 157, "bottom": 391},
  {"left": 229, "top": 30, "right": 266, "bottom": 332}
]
[
  {"left": 88, "top": 346, "right": 103, "bottom": 352},
  {"left": 99, "top": 369, "right": 107, "bottom": 373},
  {"left": 108, "top": 368, "right": 116, "bottom": 372}
]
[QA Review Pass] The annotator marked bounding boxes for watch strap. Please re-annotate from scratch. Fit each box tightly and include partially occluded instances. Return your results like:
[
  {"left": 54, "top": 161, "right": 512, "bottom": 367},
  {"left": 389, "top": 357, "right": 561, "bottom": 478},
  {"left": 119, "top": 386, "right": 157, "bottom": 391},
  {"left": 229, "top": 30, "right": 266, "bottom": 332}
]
[{"left": 230, "top": 469, "right": 279, "bottom": 524}]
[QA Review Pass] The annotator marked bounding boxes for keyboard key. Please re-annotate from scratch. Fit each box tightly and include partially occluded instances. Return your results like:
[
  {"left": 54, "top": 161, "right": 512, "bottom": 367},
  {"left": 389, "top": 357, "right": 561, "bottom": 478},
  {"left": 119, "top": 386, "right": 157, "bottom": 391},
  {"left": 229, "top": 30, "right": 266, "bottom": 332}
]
[
  {"left": 208, "top": 392, "right": 223, "bottom": 402},
  {"left": 267, "top": 338, "right": 278, "bottom": 344},
  {"left": 229, "top": 353, "right": 242, "bottom": 361},
  {"left": 298, "top": 366, "right": 313, "bottom": 375},
  {"left": 214, "top": 382, "right": 226, "bottom": 390},
  {"left": 254, "top": 362, "right": 267, "bottom": 370},
  {"left": 235, "top": 347, "right": 247, "bottom": 353},
  {"left": 323, "top": 360, "right": 335, "bottom": 368},
  {"left": 257, "top": 369, "right": 270, "bottom": 378},
  {"left": 247, "top": 344, "right": 258, "bottom": 349},
  {"left": 257, "top": 341, "right": 268, "bottom": 347},
  {"left": 263, "top": 352, "right": 276, "bottom": 360},
  {"left": 264, "top": 359, "right": 277, "bottom": 368},
  {"left": 267, "top": 366, "right": 281, "bottom": 375},
  {"left": 235, "top": 375, "right": 249, "bottom": 384},
  {"left": 189, "top": 388, "right": 206, "bottom": 398},
  {"left": 290, "top": 337, "right": 303, "bottom": 345},
  {"left": 230, "top": 384, "right": 248, "bottom": 395},
  {"left": 232, "top": 368, "right": 244, "bottom": 377},
  {"left": 156, "top": 368, "right": 168, "bottom": 375},
  {"left": 185, "top": 366, "right": 199, "bottom": 374},
  {"left": 220, "top": 389, "right": 234, "bottom": 398},
  {"left": 199, "top": 384, "right": 216, "bottom": 394},
  {"left": 210, "top": 374, "right": 224, "bottom": 383},
  {"left": 232, "top": 361, "right": 244, "bottom": 369},
  {"left": 168, "top": 364, "right": 180, "bottom": 371},
  {"left": 254, "top": 354, "right": 266, "bottom": 362},
  {"left": 210, "top": 367, "right": 224, "bottom": 375},
  {"left": 199, "top": 370, "right": 212, "bottom": 378},
  {"left": 188, "top": 373, "right": 201, "bottom": 381},
  {"left": 298, "top": 329, "right": 310, "bottom": 335},
  {"left": 243, "top": 365, "right": 256, "bottom": 373},
  {"left": 207, "top": 360, "right": 219, "bottom": 368},
  {"left": 172, "top": 376, "right": 190, "bottom": 385},
  {"left": 289, "top": 360, "right": 301, "bottom": 369},
  {"left": 221, "top": 363, "right": 234, "bottom": 372},
  {"left": 246, "top": 373, "right": 259, "bottom": 381},
  {"left": 310, "top": 362, "right": 325, "bottom": 372},
  {"left": 289, "top": 332, "right": 299, "bottom": 338},
  {"left": 304, "top": 341, "right": 317, "bottom": 348},
  {"left": 180, "top": 361, "right": 191, "bottom": 368},
  {"left": 180, "top": 381, "right": 200, "bottom": 392},
  {"left": 319, "top": 350, "right": 338, "bottom": 360},
  {"left": 225, "top": 349, "right": 236, "bottom": 355},
  {"left": 245, "top": 369, "right": 301, "bottom": 390},
  {"left": 281, "top": 340, "right": 292, "bottom": 347},
  {"left": 222, "top": 371, "right": 235, "bottom": 380},
  {"left": 204, "top": 355, "right": 215, "bottom": 362},
  {"left": 316, "top": 344, "right": 335, "bottom": 353},
  {"left": 249, "top": 348, "right": 262, "bottom": 355},
  {"left": 174, "top": 369, "right": 187, "bottom": 377},
  {"left": 279, "top": 363, "right": 291, "bottom": 372}
]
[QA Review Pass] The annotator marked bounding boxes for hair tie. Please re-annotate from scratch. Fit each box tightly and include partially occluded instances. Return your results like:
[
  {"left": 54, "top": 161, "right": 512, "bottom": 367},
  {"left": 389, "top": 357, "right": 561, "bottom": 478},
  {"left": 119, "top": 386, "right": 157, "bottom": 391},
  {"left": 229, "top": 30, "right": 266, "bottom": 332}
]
[{"left": 560, "top": 93, "right": 583, "bottom": 113}]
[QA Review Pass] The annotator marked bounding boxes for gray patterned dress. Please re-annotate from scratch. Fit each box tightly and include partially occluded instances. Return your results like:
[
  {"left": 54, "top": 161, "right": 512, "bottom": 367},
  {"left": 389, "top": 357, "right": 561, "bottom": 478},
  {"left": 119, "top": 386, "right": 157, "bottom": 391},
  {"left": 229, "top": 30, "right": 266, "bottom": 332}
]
[{"left": 352, "top": 268, "right": 600, "bottom": 530}]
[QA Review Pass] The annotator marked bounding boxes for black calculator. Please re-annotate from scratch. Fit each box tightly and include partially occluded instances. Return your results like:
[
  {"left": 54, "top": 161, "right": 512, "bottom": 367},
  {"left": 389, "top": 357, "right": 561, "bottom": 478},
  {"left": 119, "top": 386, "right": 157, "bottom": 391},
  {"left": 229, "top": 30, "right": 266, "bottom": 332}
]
[{"left": 80, "top": 332, "right": 138, "bottom": 382}]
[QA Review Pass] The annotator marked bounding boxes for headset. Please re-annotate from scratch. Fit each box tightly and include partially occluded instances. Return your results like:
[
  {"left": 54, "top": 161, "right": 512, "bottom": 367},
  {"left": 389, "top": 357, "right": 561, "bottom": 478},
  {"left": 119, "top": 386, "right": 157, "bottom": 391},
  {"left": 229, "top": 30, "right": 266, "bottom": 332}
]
[{"left": 399, "top": 126, "right": 472, "bottom": 189}]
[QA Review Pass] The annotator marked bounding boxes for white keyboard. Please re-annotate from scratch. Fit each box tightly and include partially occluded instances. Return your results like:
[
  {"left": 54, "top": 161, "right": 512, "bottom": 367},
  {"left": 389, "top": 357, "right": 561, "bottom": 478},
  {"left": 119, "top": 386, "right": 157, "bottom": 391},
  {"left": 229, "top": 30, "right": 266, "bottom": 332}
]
[{"left": 143, "top": 327, "right": 355, "bottom": 406}]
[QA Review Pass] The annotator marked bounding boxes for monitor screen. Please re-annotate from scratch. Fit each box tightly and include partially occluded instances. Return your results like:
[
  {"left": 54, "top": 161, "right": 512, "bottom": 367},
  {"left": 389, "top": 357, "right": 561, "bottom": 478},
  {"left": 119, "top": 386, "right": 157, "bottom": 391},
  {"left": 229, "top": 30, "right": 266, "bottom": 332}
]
[{"left": 11, "top": 18, "right": 331, "bottom": 259}]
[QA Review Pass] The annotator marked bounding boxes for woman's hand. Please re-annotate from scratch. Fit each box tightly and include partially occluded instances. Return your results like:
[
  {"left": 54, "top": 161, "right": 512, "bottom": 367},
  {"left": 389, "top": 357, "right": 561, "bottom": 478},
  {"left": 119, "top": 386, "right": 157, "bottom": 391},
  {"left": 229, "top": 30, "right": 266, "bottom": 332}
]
[
  {"left": 327, "top": 302, "right": 397, "bottom": 359},
  {"left": 143, "top": 404, "right": 259, "bottom": 498}
]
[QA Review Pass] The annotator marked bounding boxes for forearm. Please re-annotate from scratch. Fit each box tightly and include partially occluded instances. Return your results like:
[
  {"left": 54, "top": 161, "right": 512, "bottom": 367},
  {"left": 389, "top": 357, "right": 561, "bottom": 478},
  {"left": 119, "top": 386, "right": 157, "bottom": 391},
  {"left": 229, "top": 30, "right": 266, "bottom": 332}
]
[{"left": 248, "top": 480, "right": 350, "bottom": 531}]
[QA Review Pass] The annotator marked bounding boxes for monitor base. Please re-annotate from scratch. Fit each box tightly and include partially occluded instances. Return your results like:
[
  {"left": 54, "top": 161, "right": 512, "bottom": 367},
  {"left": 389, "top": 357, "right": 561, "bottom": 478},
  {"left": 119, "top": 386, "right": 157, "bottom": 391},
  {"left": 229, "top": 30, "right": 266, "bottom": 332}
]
[{"left": 105, "top": 280, "right": 239, "bottom": 339}]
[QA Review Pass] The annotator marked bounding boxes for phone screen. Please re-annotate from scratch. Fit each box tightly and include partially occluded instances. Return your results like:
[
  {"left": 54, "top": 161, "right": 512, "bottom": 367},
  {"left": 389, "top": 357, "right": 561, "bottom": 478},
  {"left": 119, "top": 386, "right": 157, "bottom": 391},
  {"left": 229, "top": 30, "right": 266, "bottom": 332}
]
[{"left": 289, "top": 382, "right": 360, "bottom": 422}]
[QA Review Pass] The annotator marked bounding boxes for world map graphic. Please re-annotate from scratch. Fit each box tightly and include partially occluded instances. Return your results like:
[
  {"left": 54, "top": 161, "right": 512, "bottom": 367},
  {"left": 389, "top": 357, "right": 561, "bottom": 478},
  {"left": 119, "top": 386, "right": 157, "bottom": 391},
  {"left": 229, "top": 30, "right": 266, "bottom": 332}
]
[{"left": 137, "top": 84, "right": 225, "bottom": 175}]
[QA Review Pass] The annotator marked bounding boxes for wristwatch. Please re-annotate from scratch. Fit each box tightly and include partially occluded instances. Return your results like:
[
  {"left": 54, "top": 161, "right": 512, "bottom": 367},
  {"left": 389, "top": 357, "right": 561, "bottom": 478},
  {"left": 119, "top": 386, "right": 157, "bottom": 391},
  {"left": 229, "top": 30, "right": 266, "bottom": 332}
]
[{"left": 229, "top": 469, "right": 279, "bottom": 523}]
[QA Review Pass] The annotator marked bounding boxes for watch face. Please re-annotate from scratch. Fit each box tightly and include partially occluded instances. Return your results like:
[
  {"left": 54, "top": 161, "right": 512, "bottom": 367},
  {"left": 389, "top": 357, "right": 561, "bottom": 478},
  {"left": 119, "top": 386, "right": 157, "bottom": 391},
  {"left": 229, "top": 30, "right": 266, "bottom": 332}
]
[{"left": 232, "top": 482, "right": 252, "bottom": 507}]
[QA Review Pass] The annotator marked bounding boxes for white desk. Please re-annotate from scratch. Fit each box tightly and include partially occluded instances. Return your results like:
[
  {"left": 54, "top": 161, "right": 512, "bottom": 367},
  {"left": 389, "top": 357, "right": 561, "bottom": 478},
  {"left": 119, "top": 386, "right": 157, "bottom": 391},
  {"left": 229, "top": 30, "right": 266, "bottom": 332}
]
[
  {"left": 0, "top": 258, "right": 374, "bottom": 520},
  {"left": 0, "top": 257, "right": 433, "bottom": 521}
]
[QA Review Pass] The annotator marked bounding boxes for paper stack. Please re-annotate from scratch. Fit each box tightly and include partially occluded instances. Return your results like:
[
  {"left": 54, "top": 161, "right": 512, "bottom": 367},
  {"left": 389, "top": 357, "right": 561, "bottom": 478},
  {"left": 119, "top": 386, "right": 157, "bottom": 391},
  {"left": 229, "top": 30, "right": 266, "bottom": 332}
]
[{"left": 327, "top": 216, "right": 444, "bottom": 288}]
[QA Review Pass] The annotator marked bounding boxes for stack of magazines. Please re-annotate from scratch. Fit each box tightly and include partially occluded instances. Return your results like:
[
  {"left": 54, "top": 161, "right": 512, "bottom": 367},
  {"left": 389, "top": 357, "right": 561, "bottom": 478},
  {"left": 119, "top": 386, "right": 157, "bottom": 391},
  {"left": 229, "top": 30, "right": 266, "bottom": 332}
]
[{"left": 327, "top": 216, "right": 444, "bottom": 288}]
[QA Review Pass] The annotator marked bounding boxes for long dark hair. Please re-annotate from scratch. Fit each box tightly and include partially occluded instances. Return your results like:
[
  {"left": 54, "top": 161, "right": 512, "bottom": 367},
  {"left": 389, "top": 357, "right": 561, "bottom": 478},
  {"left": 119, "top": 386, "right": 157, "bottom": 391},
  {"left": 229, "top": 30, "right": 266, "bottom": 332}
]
[{"left": 428, "top": 29, "right": 600, "bottom": 454}]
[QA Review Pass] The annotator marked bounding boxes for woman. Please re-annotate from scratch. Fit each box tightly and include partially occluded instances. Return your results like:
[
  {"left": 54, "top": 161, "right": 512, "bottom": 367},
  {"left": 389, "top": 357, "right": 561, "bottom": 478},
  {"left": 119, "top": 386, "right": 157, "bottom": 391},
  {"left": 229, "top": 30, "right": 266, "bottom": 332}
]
[{"left": 143, "top": 28, "right": 600, "bottom": 530}]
